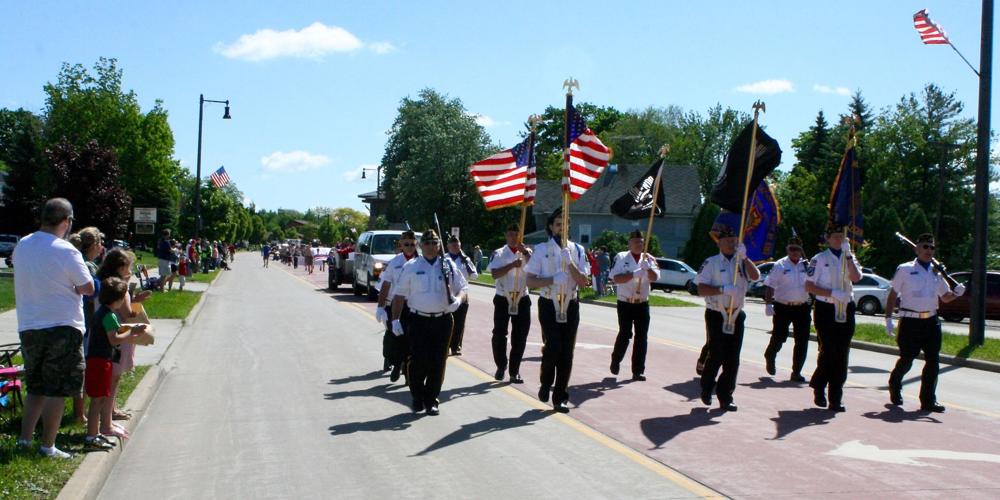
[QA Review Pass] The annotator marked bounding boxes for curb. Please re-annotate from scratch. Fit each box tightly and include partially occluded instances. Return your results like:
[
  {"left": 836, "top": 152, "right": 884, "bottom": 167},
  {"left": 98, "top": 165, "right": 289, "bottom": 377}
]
[{"left": 57, "top": 267, "right": 223, "bottom": 499}]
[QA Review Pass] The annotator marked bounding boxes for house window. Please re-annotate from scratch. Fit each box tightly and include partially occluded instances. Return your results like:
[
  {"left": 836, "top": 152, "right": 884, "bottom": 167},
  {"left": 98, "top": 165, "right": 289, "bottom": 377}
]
[{"left": 579, "top": 224, "right": 592, "bottom": 245}]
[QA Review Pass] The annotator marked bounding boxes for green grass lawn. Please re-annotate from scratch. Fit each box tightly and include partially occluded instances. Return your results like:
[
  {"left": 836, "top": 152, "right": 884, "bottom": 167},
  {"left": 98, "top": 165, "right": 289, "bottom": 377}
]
[
  {"left": 0, "top": 364, "right": 151, "bottom": 499},
  {"left": 474, "top": 274, "right": 693, "bottom": 307},
  {"left": 473, "top": 273, "right": 496, "bottom": 286},
  {"left": 134, "top": 250, "right": 221, "bottom": 284},
  {"left": 853, "top": 323, "right": 1000, "bottom": 363},
  {"left": 141, "top": 290, "right": 202, "bottom": 320},
  {"left": 0, "top": 278, "right": 13, "bottom": 313}
]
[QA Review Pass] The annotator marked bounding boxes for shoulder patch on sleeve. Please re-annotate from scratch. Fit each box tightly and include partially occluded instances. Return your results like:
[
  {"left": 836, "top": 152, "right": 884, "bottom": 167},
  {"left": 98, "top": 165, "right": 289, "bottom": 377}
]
[
  {"left": 806, "top": 264, "right": 816, "bottom": 277},
  {"left": 699, "top": 259, "right": 709, "bottom": 273}
]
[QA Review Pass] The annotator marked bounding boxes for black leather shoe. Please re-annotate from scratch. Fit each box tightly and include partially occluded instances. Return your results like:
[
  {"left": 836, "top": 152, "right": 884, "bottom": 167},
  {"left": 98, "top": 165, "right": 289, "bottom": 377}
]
[
  {"left": 695, "top": 361, "right": 704, "bottom": 376},
  {"left": 790, "top": 373, "right": 806, "bottom": 383},
  {"left": 510, "top": 373, "right": 524, "bottom": 384},
  {"left": 813, "top": 388, "right": 827, "bottom": 408},
  {"left": 494, "top": 367, "right": 505, "bottom": 381},
  {"left": 889, "top": 385, "right": 903, "bottom": 406},
  {"left": 382, "top": 359, "right": 391, "bottom": 373},
  {"left": 390, "top": 364, "right": 401, "bottom": 382},
  {"left": 554, "top": 401, "right": 570, "bottom": 413},
  {"left": 765, "top": 354, "right": 776, "bottom": 376},
  {"left": 720, "top": 402, "right": 738, "bottom": 412},
  {"left": 700, "top": 390, "right": 712, "bottom": 406},
  {"left": 829, "top": 404, "right": 846, "bottom": 413},
  {"left": 538, "top": 385, "right": 550, "bottom": 403},
  {"left": 411, "top": 400, "right": 424, "bottom": 413},
  {"left": 610, "top": 361, "right": 620, "bottom": 375},
  {"left": 426, "top": 404, "right": 440, "bottom": 416},
  {"left": 453, "top": 347, "right": 462, "bottom": 356},
  {"left": 920, "top": 403, "right": 946, "bottom": 413},
  {"left": 632, "top": 374, "right": 646, "bottom": 381}
]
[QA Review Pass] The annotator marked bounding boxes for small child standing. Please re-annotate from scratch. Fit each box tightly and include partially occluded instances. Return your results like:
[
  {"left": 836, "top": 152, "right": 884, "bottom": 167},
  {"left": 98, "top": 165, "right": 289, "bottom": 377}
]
[
  {"left": 84, "top": 277, "right": 146, "bottom": 451},
  {"left": 177, "top": 246, "right": 188, "bottom": 292}
]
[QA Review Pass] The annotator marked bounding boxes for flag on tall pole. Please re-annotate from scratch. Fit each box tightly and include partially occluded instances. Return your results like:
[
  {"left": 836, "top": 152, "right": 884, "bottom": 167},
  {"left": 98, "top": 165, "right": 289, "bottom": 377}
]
[
  {"left": 610, "top": 159, "right": 666, "bottom": 220},
  {"left": 562, "top": 102, "right": 611, "bottom": 200},
  {"left": 913, "top": 8, "right": 980, "bottom": 76},
  {"left": 469, "top": 135, "right": 534, "bottom": 210},
  {"left": 210, "top": 166, "right": 231, "bottom": 188},
  {"left": 710, "top": 121, "right": 782, "bottom": 214},
  {"left": 828, "top": 127, "right": 864, "bottom": 243}
]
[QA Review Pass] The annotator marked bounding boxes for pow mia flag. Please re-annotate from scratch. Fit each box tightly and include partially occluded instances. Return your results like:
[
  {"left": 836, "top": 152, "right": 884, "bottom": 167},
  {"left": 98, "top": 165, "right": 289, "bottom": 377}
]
[{"left": 610, "top": 159, "right": 665, "bottom": 220}]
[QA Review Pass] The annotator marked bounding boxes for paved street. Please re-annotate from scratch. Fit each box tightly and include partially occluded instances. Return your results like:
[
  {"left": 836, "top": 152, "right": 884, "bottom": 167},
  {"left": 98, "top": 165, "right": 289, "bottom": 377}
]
[{"left": 99, "top": 254, "right": 1000, "bottom": 499}]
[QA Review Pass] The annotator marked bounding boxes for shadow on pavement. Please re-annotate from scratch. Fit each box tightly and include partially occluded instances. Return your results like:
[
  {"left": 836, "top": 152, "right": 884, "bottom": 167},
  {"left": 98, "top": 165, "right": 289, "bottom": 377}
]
[
  {"left": 769, "top": 408, "right": 835, "bottom": 440},
  {"left": 328, "top": 370, "right": 386, "bottom": 386},
  {"left": 440, "top": 381, "right": 496, "bottom": 403},
  {"left": 571, "top": 376, "right": 630, "bottom": 408},
  {"left": 872, "top": 364, "right": 962, "bottom": 390},
  {"left": 323, "top": 382, "right": 412, "bottom": 408},
  {"left": 862, "top": 404, "right": 943, "bottom": 424},
  {"left": 412, "top": 409, "right": 550, "bottom": 456},
  {"left": 849, "top": 365, "right": 890, "bottom": 374},
  {"left": 328, "top": 412, "right": 421, "bottom": 435},
  {"left": 740, "top": 376, "right": 804, "bottom": 390},
  {"left": 328, "top": 294, "right": 373, "bottom": 304},
  {"left": 640, "top": 408, "right": 723, "bottom": 449},
  {"left": 663, "top": 377, "right": 703, "bottom": 402}
]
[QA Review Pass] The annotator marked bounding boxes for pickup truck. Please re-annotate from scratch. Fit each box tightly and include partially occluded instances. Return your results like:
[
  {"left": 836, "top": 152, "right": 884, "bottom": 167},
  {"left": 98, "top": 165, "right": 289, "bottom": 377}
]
[{"left": 351, "top": 230, "right": 421, "bottom": 300}]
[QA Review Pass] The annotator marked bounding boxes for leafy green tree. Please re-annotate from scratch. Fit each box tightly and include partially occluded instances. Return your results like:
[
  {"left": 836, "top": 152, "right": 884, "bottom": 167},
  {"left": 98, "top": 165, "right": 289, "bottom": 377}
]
[
  {"left": 0, "top": 109, "right": 46, "bottom": 234},
  {"left": 531, "top": 102, "right": 623, "bottom": 180},
  {"left": 682, "top": 203, "right": 721, "bottom": 266},
  {"left": 864, "top": 206, "right": 908, "bottom": 275},
  {"left": 671, "top": 104, "right": 752, "bottom": 197},
  {"left": 903, "top": 205, "right": 933, "bottom": 240},
  {"left": 592, "top": 230, "right": 663, "bottom": 257}
]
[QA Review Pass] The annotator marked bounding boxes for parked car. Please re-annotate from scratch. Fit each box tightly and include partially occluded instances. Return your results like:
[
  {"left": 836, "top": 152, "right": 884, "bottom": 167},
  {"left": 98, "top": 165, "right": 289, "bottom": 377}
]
[
  {"left": 652, "top": 258, "right": 698, "bottom": 294},
  {"left": 936, "top": 271, "right": 1000, "bottom": 322},
  {"left": 0, "top": 234, "right": 19, "bottom": 267},
  {"left": 747, "top": 262, "right": 775, "bottom": 298},
  {"left": 854, "top": 273, "right": 891, "bottom": 315},
  {"left": 352, "top": 230, "right": 421, "bottom": 300}
]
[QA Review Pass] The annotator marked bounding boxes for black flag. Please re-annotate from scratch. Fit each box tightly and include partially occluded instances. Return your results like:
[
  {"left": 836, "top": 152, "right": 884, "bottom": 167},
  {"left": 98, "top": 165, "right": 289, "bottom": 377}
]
[
  {"left": 710, "top": 122, "right": 782, "bottom": 213},
  {"left": 610, "top": 159, "right": 665, "bottom": 220}
]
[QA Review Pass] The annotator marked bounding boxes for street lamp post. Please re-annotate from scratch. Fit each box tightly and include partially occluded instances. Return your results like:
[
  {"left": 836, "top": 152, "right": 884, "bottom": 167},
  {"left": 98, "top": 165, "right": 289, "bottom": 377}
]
[
  {"left": 361, "top": 165, "right": 382, "bottom": 197},
  {"left": 194, "top": 94, "right": 231, "bottom": 237}
]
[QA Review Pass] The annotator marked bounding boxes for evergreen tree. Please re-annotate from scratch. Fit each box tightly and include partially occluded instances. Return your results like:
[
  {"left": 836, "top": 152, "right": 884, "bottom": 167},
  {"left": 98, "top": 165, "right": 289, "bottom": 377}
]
[
  {"left": 0, "top": 109, "right": 46, "bottom": 234},
  {"left": 682, "top": 203, "right": 721, "bottom": 266}
]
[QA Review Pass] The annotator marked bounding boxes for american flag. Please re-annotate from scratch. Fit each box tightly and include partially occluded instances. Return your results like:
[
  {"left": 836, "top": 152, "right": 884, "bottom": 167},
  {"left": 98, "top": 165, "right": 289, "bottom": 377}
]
[
  {"left": 913, "top": 9, "right": 949, "bottom": 45},
  {"left": 563, "top": 103, "right": 611, "bottom": 200},
  {"left": 469, "top": 135, "right": 534, "bottom": 210},
  {"left": 210, "top": 166, "right": 231, "bottom": 188}
]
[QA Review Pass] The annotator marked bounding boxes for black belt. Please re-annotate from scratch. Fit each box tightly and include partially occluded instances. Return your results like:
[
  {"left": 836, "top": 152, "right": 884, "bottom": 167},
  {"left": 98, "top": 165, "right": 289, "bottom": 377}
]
[{"left": 409, "top": 309, "right": 448, "bottom": 318}]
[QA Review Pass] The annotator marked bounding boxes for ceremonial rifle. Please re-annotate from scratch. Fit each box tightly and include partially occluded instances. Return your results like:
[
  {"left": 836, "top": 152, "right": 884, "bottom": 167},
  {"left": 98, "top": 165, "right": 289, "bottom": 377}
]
[{"left": 894, "top": 232, "right": 961, "bottom": 288}]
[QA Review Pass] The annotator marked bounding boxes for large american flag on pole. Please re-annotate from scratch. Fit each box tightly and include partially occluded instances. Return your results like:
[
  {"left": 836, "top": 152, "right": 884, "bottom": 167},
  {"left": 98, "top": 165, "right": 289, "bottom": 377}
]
[
  {"left": 210, "top": 166, "right": 231, "bottom": 188},
  {"left": 563, "top": 103, "right": 611, "bottom": 200},
  {"left": 470, "top": 135, "right": 534, "bottom": 210},
  {"left": 913, "top": 9, "right": 949, "bottom": 45}
]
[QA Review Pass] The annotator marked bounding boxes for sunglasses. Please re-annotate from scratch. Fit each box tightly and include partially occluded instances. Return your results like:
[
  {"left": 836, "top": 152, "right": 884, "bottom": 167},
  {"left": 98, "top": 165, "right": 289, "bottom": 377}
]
[{"left": 920, "top": 244, "right": 936, "bottom": 250}]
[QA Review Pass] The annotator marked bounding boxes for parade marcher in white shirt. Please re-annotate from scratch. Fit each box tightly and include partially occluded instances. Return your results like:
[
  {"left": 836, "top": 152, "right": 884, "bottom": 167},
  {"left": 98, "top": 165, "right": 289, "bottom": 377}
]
[
  {"left": 763, "top": 235, "right": 811, "bottom": 382},
  {"left": 390, "top": 229, "right": 467, "bottom": 416},
  {"left": 695, "top": 218, "right": 760, "bottom": 412},
  {"left": 488, "top": 224, "right": 533, "bottom": 383},
  {"left": 805, "top": 223, "right": 862, "bottom": 412},
  {"left": 445, "top": 235, "right": 478, "bottom": 356},
  {"left": 375, "top": 231, "right": 417, "bottom": 382},
  {"left": 885, "top": 234, "right": 964, "bottom": 413},
  {"left": 609, "top": 230, "right": 660, "bottom": 381},
  {"left": 524, "top": 208, "right": 590, "bottom": 413}
]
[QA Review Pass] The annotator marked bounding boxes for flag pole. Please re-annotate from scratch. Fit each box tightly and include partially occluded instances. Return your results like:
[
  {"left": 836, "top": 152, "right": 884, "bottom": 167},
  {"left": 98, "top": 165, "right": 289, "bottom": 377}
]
[
  {"left": 508, "top": 116, "right": 539, "bottom": 315},
  {"left": 634, "top": 146, "right": 668, "bottom": 295},
  {"left": 949, "top": 41, "right": 981, "bottom": 77},
  {"left": 557, "top": 79, "right": 578, "bottom": 323},
  {"left": 725, "top": 101, "right": 765, "bottom": 332}
]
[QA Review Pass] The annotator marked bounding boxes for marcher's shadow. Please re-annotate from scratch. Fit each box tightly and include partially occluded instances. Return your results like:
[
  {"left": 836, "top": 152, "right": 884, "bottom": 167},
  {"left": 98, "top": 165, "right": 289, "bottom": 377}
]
[
  {"left": 740, "top": 377, "right": 802, "bottom": 390},
  {"left": 521, "top": 356, "right": 543, "bottom": 363},
  {"left": 440, "top": 381, "right": 495, "bottom": 403},
  {"left": 323, "top": 383, "right": 412, "bottom": 408},
  {"left": 663, "top": 377, "right": 703, "bottom": 402},
  {"left": 328, "top": 371, "right": 385, "bottom": 386},
  {"left": 769, "top": 408, "right": 835, "bottom": 440},
  {"left": 413, "top": 409, "right": 549, "bottom": 456},
  {"left": 862, "top": 404, "right": 943, "bottom": 424},
  {"left": 849, "top": 365, "right": 890, "bottom": 375},
  {"left": 329, "top": 294, "right": 372, "bottom": 304},
  {"left": 571, "top": 377, "right": 628, "bottom": 408},
  {"left": 328, "top": 412, "right": 421, "bottom": 435},
  {"left": 640, "top": 408, "right": 723, "bottom": 449}
]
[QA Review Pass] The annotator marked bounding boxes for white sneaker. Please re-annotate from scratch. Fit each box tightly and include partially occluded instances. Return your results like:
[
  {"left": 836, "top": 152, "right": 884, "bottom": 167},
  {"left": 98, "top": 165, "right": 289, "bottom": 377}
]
[{"left": 39, "top": 445, "right": 72, "bottom": 459}]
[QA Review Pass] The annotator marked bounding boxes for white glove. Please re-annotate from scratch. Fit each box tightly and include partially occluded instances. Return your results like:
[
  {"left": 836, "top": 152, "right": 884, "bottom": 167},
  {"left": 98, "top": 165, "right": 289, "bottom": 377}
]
[
  {"left": 553, "top": 271, "right": 573, "bottom": 286},
  {"left": 640, "top": 259, "right": 651, "bottom": 271},
  {"left": 375, "top": 307, "right": 388, "bottom": 323},
  {"left": 736, "top": 243, "right": 747, "bottom": 261},
  {"left": 831, "top": 289, "right": 852, "bottom": 303},
  {"left": 632, "top": 268, "right": 645, "bottom": 279},
  {"left": 841, "top": 241, "right": 852, "bottom": 258},
  {"left": 954, "top": 284, "right": 967, "bottom": 296},
  {"left": 765, "top": 303, "right": 774, "bottom": 317},
  {"left": 885, "top": 317, "right": 895, "bottom": 337},
  {"left": 560, "top": 247, "right": 572, "bottom": 263},
  {"left": 446, "top": 299, "right": 462, "bottom": 313},
  {"left": 721, "top": 284, "right": 739, "bottom": 297},
  {"left": 391, "top": 319, "right": 404, "bottom": 337}
]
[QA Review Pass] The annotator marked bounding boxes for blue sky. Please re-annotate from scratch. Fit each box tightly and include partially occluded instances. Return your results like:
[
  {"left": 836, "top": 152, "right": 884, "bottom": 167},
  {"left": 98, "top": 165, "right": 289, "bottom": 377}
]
[{"left": 2, "top": 1, "right": 994, "bottom": 212}]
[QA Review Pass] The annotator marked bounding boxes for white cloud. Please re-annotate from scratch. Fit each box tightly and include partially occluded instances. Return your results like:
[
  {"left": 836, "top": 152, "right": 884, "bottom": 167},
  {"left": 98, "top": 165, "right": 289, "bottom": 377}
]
[
  {"left": 215, "top": 22, "right": 378, "bottom": 61},
  {"left": 343, "top": 163, "right": 376, "bottom": 182},
  {"left": 735, "top": 79, "right": 795, "bottom": 94},
  {"left": 260, "top": 151, "right": 331, "bottom": 172},
  {"left": 813, "top": 84, "right": 851, "bottom": 96},
  {"left": 369, "top": 41, "right": 397, "bottom": 54},
  {"left": 468, "top": 113, "right": 508, "bottom": 128}
]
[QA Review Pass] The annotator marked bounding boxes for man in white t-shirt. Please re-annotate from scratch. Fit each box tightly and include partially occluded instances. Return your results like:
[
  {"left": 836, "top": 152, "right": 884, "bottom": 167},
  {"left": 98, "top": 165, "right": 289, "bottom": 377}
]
[{"left": 14, "top": 198, "right": 95, "bottom": 459}]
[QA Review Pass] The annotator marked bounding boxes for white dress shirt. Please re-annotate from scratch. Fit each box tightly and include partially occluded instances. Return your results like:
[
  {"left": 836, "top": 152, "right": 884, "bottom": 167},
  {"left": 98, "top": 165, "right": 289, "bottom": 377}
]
[
  {"left": 763, "top": 256, "right": 810, "bottom": 305},
  {"left": 807, "top": 249, "right": 858, "bottom": 304},
  {"left": 446, "top": 252, "right": 478, "bottom": 290},
  {"left": 523, "top": 238, "right": 590, "bottom": 300},
  {"left": 489, "top": 245, "right": 528, "bottom": 297},
  {"left": 393, "top": 256, "right": 468, "bottom": 314},
  {"left": 695, "top": 253, "right": 751, "bottom": 312},
  {"left": 378, "top": 252, "right": 415, "bottom": 301},
  {"left": 609, "top": 251, "right": 661, "bottom": 302},
  {"left": 890, "top": 259, "right": 951, "bottom": 313}
]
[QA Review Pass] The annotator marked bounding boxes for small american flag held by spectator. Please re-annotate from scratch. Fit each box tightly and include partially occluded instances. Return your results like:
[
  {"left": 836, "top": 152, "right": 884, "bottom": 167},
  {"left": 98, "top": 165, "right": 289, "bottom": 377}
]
[
  {"left": 210, "top": 166, "right": 231, "bottom": 188},
  {"left": 913, "top": 9, "right": 949, "bottom": 45}
]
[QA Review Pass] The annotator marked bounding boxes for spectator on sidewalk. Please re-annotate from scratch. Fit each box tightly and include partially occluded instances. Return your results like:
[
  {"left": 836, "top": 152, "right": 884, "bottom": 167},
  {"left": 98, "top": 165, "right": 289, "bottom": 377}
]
[
  {"left": 68, "top": 226, "right": 105, "bottom": 424},
  {"left": 473, "top": 245, "right": 484, "bottom": 274},
  {"left": 597, "top": 247, "right": 611, "bottom": 297},
  {"left": 155, "top": 229, "right": 175, "bottom": 291},
  {"left": 15, "top": 198, "right": 95, "bottom": 459},
  {"left": 176, "top": 243, "right": 190, "bottom": 291}
]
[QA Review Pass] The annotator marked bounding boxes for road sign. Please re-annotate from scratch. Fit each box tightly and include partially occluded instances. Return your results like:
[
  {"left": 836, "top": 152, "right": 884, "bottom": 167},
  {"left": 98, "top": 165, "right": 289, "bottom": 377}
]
[
  {"left": 134, "top": 207, "right": 157, "bottom": 223},
  {"left": 135, "top": 223, "right": 155, "bottom": 235}
]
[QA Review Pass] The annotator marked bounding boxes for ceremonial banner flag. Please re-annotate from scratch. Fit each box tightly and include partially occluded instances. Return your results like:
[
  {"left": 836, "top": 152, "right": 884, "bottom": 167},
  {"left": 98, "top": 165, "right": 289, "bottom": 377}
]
[
  {"left": 709, "top": 182, "right": 780, "bottom": 264},
  {"left": 610, "top": 159, "right": 665, "bottom": 220},
  {"left": 828, "top": 142, "right": 864, "bottom": 243},
  {"left": 470, "top": 136, "right": 534, "bottom": 210},
  {"left": 563, "top": 103, "right": 611, "bottom": 200},
  {"left": 210, "top": 166, "right": 231, "bottom": 188},
  {"left": 913, "top": 9, "right": 949, "bottom": 45},
  {"left": 710, "top": 121, "right": 782, "bottom": 213}
]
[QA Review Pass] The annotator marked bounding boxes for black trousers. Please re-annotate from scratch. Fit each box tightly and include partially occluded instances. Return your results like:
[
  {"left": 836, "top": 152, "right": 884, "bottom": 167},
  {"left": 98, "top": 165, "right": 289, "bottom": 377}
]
[
  {"left": 889, "top": 316, "right": 942, "bottom": 406},
  {"left": 537, "top": 297, "right": 580, "bottom": 404},
  {"left": 449, "top": 301, "right": 470, "bottom": 351},
  {"left": 612, "top": 300, "right": 650, "bottom": 376},
  {"left": 492, "top": 295, "right": 532, "bottom": 375},
  {"left": 408, "top": 313, "right": 454, "bottom": 406},
  {"left": 701, "top": 309, "right": 745, "bottom": 403},
  {"left": 810, "top": 301, "right": 855, "bottom": 406},
  {"left": 765, "top": 302, "right": 812, "bottom": 375},
  {"left": 383, "top": 305, "right": 410, "bottom": 367}
]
